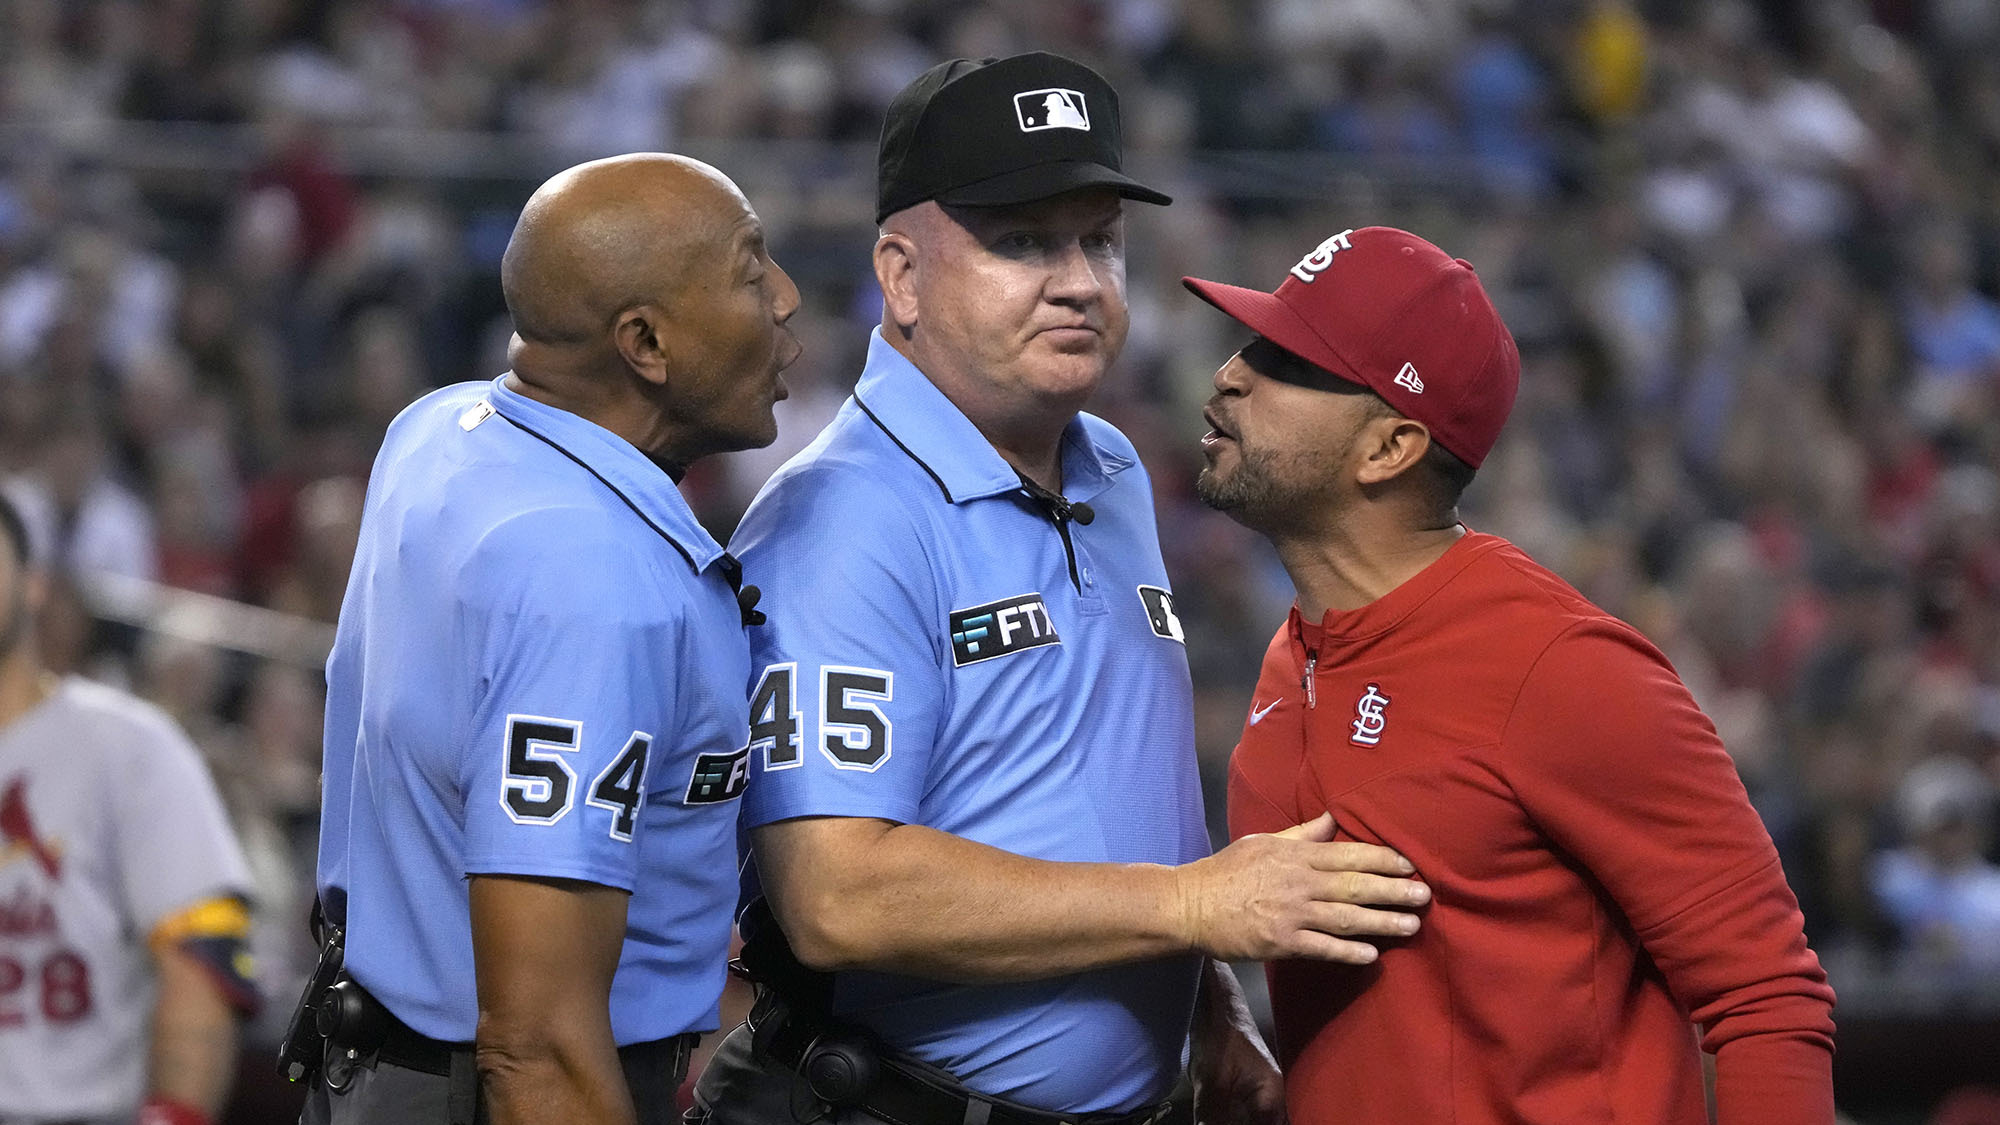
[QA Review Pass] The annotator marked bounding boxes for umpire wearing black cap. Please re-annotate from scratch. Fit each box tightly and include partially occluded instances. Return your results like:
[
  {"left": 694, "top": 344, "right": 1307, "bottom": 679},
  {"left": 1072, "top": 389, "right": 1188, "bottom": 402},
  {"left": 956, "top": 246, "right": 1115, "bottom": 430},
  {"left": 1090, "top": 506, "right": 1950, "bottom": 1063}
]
[
  {"left": 690, "top": 50, "right": 1433, "bottom": 1125},
  {"left": 871, "top": 53, "right": 1170, "bottom": 221}
]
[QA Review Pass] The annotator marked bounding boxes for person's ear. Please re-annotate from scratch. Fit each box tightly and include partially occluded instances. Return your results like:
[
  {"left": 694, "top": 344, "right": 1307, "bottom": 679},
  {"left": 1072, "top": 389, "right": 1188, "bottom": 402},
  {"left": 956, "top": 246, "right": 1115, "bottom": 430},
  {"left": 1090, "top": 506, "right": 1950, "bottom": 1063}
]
[
  {"left": 612, "top": 305, "right": 672, "bottom": 388},
  {"left": 874, "top": 233, "right": 920, "bottom": 338},
  {"left": 1355, "top": 418, "right": 1432, "bottom": 487}
]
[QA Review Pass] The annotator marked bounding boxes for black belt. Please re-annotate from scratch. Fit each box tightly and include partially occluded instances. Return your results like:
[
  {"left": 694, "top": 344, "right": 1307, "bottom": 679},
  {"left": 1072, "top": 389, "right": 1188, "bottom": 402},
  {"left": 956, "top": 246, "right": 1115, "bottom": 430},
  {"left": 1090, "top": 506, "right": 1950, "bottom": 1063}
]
[
  {"left": 748, "top": 990, "right": 1171, "bottom": 1125},
  {"left": 337, "top": 979, "right": 698, "bottom": 1086},
  {"left": 376, "top": 1008, "right": 466, "bottom": 1076}
]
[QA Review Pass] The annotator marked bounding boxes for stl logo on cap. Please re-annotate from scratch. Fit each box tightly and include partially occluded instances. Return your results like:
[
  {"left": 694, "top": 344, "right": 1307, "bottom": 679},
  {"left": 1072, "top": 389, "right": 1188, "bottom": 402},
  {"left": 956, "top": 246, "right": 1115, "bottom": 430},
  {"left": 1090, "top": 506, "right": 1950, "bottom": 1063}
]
[
  {"left": 1289, "top": 228, "right": 1356, "bottom": 283},
  {"left": 1014, "top": 88, "right": 1090, "bottom": 132}
]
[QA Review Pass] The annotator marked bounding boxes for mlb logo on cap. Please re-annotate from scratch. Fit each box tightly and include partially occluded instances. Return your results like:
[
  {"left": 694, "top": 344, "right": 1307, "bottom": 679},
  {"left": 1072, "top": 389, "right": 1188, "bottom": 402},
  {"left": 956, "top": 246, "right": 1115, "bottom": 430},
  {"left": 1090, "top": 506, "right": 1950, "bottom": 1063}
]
[
  {"left": 873, "top": 52, "right": 1171, "bottom": 222},
  {"left": 1015, "top": 88, "right": 1090, "bottom": 132}
]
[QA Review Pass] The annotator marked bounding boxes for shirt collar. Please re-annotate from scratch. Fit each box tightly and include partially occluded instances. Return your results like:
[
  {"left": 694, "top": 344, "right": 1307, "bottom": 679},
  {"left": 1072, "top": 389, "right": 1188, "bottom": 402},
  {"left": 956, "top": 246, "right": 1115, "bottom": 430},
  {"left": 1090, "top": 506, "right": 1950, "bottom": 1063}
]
[
  {"left": 850, "top": 327, "right": 1133, "bottom": 506},
  {"left": 1286, "top": 529, "right": 1499, "bottom": 654},
  {"left": 484, "top": 374, "right": 727, "bottom": 573}
]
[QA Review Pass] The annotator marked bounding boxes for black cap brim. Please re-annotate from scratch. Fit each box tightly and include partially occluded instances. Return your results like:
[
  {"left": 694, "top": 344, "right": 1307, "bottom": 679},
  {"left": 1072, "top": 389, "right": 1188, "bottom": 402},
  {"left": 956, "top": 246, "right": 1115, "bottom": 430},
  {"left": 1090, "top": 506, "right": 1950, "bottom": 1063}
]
[{"left": 932, "top": 160, "right": 1172, "bottom": 210}]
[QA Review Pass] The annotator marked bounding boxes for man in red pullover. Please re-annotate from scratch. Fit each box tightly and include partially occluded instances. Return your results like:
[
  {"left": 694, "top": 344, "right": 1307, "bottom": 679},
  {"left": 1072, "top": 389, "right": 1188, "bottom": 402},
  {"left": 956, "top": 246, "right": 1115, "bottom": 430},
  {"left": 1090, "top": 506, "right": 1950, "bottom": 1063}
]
[{"left": 1182, "top": 227, "right": 1836, "bottom": 1124}]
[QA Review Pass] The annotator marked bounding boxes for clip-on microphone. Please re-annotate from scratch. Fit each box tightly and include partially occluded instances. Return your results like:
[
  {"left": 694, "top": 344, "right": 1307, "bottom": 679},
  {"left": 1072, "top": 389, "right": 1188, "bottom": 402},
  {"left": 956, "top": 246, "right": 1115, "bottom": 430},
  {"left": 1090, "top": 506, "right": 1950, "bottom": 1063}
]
[
  {"left": 717, "top": 553, "right": 766, "bottom": 626},
  {"left": 1015, "top": 472, "right": 1094, "bottom": 525}
]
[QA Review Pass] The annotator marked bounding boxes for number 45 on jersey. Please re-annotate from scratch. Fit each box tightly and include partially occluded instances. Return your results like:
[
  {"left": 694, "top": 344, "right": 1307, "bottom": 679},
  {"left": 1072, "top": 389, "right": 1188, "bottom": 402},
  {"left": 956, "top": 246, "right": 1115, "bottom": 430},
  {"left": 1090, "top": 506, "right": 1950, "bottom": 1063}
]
[{"left": 748, "top": 662, "right": 894, "bottom": 774}]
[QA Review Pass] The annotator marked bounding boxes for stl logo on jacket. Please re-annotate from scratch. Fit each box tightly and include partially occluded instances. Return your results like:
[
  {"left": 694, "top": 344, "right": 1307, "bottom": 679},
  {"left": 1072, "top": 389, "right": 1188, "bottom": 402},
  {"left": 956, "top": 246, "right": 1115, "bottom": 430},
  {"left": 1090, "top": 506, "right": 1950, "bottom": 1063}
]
[
  {"left": 1350, "top": 684, "right": 1391, "bottom": 747},
  {"left": 0, "top": 776, "right": 62, "bottom": 881}
]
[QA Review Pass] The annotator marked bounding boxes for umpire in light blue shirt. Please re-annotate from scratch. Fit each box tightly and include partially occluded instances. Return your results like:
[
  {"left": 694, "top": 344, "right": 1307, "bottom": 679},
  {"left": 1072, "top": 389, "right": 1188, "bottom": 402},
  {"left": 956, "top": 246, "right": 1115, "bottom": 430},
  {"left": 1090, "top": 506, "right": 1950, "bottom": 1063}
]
[
  {"left": 306, "top": 154, "right": 800, "bottom": 1125},
  {"left": 693, "top": 53, "right": 1433, "bottom": 1125}
]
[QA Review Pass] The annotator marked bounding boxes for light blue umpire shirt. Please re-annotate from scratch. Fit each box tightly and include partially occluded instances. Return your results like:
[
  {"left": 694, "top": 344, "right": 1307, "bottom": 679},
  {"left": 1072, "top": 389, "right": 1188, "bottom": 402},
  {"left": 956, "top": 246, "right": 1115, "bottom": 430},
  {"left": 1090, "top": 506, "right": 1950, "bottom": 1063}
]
[
  {"left": 731, "top": 328, "right": 1209, "bottom": 1112},
  {"left": 318, "top": 375, "right": 747, "bottom": 1043}
]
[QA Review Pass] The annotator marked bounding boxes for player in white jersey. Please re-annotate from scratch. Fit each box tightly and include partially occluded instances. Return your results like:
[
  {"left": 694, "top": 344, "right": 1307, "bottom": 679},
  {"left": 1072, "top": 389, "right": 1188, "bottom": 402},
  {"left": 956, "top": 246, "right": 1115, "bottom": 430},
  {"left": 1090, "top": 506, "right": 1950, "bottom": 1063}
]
[{"left": 0, "top": 492, "right": 258, "bottom": 1125}]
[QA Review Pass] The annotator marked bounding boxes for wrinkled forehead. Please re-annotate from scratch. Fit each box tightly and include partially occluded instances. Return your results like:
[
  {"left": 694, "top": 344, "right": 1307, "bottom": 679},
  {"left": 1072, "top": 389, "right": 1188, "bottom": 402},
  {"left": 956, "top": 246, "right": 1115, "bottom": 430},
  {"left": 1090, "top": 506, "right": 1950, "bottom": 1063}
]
[{"left": 724, "top": 208, "right": 765, "bottom": 248}]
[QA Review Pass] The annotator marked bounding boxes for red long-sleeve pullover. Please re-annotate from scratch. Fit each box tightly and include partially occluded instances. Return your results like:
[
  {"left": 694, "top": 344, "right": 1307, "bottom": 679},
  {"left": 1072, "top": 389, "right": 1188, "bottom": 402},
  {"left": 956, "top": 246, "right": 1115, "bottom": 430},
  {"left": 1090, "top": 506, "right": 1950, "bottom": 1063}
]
[{"left": 1228, "top": 532, "right": 1835, "bottom": 1125}]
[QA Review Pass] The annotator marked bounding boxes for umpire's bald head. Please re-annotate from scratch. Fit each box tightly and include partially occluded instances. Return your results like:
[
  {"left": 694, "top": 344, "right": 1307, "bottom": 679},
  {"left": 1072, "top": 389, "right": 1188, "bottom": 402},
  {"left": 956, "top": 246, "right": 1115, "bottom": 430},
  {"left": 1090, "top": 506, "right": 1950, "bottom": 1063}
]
[
  {"left": 499, "top": 153, "right": 802, "bottom": 462},
  {"left": 502, "top": 154, "right": 748, "bottom": 346}
]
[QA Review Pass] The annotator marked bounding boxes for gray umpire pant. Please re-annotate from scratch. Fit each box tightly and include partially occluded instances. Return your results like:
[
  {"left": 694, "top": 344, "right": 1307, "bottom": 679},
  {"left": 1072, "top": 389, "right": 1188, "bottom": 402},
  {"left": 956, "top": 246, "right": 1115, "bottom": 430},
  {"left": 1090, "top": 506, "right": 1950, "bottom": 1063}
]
[
  {"left": 300, "top": 1052, "right": 480, "bottom": 1125},
  {"left": 690, "top": 1022, "right": 897, "bottom": 1125}
]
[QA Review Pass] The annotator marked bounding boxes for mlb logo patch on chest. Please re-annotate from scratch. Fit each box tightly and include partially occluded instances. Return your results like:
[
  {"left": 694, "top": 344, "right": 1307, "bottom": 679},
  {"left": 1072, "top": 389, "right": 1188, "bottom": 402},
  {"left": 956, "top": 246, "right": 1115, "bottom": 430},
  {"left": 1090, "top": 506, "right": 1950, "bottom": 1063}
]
[
  {"left": 950, "top": 593, "right": 1059, "bottom": 666},
  {"left": 1136, "top": 585, "right": 1185, "bottom": 643}
]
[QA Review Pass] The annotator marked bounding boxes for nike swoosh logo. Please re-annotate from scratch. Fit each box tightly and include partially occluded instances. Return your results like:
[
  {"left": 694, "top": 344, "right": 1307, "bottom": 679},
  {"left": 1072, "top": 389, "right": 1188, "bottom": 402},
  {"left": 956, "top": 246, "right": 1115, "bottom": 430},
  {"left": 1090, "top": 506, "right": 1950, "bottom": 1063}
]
[{"left": 1249, "top": 698, "right": 1283, "bottom": 725}]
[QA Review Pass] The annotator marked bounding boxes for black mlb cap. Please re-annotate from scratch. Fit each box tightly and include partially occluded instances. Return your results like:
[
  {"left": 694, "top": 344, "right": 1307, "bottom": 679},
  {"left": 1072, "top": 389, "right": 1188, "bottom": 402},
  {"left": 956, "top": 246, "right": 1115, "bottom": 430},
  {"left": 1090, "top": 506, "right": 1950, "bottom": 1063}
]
[{"left": 876, "top": 52, "right": 1172, "bottom": 223}]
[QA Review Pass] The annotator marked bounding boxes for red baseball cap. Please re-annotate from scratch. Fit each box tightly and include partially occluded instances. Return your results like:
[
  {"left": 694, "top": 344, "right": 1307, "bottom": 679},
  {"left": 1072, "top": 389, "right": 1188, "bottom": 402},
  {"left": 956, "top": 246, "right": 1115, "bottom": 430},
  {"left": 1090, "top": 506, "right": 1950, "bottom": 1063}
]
[{"left": 1182, "top": 226, "right": 1521, "bottom": 468}]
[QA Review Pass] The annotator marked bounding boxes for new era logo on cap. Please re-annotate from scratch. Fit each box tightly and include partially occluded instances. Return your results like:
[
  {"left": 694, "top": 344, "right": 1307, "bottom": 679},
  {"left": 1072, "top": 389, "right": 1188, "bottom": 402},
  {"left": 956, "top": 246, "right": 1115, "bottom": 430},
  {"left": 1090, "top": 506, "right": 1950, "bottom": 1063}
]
[
  {"left": 1015, "top": 88, "right": 1089, "bottom": 132},
  {"left": 1395, "top": 362, "right": 1425, "bottom": 394}
]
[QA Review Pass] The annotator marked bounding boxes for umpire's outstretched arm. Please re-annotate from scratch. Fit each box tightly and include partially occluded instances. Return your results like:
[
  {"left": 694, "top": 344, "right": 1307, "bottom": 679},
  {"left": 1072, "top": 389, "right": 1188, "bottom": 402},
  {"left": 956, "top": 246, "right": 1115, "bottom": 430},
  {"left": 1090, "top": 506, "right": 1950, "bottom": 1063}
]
[{"left": 755, "top": 811, "right": 1428, "bottom": 982}]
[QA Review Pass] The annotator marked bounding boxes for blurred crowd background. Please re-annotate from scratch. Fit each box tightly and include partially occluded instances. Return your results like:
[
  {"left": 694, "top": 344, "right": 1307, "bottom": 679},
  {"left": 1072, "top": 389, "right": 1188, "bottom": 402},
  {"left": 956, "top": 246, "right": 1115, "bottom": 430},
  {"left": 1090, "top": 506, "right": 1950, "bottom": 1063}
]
[{"left": 4, "top": 0, "right": 2000, "bottom": 1118}]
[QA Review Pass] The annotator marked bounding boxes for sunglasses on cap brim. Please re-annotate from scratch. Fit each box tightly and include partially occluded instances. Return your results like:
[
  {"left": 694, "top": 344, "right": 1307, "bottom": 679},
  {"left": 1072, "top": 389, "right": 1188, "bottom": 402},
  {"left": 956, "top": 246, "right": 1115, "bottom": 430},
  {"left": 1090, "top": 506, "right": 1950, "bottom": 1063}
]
[{"left": 1240, "top": 337, "right": 1374, "bottom": 395}]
